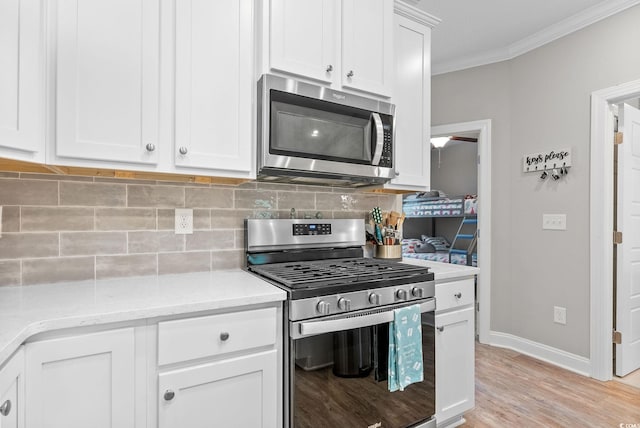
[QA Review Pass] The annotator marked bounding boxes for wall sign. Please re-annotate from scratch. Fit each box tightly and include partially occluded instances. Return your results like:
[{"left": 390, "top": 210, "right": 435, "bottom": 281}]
[{"left": 523, "top": 148, "right": 572, "bottom": 173}]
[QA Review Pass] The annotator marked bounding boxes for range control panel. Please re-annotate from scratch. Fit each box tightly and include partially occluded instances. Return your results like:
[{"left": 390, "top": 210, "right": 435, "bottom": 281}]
[{"left": 293, "top": 223, "right": 332, "bottom": 236}]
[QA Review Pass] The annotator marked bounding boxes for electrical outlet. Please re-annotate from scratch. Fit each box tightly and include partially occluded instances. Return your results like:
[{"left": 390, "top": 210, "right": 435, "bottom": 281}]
[
  {"left": 543, "top": 214, "right": 567, "bottom": 230},
  {"left": 554, "top": 306, "right": 567, "bottom": 325},
  {"left": 175, "top": 208, "right": 193, "bottom": 234}
]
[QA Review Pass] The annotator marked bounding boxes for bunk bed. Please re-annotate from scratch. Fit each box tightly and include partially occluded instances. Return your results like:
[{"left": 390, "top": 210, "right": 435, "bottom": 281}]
[{"left": 401, "top": 194, "right": 478, "bottom": 266}]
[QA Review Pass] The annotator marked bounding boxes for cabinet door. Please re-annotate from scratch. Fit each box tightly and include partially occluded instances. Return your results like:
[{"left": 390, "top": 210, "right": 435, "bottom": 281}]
[
  {"left": 270, "top": 0, "right": 337, "bottom": 83},
  {"left": 385, "top": 14, "right": 431, "bottom": 191},
  {"left": 0, "top": 347, "right": 24, "bottom": 428},
  {"left": 0, "top": 0, "right": 44, "bottom": 162},
  {"left": 55, "top": 0, "right": 160, "bottom": 165},
  {"left": 25, "top": 328, "right": 136, "bottom": 428},
  {"left": 174, "top": 0, "right": 252, "bottom": 175},
  {"left": 341, "top": 0, "right": 393, "bottom": 97},
  {"left": 158, "top": 350, "right": 277, "bottom": 428},
  {"left": 435, "top": 307, "right": 475, "bottom": 425}
]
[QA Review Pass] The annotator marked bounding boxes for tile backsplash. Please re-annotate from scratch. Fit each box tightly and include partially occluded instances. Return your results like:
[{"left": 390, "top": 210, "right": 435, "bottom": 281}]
[{"left": 0, "top": 172, "right": 399, "bottom": 286}]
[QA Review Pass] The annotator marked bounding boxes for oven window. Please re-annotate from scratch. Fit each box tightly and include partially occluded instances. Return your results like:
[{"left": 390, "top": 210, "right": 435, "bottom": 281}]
[
  {"left": 291, "top": 318, "right": 435, "bottom": 428},
  {"left": 270, "top": 90, "right": 372, "bottom": 164}
]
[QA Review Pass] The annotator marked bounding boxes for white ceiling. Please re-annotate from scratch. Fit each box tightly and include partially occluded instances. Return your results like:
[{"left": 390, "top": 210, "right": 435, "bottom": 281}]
[{"left": 413, "top": 0, "right": 640, "bottom": 75}]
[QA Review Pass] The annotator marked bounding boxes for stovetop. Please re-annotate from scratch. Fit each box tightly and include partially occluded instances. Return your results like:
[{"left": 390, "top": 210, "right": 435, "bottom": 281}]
[{"left": 248, "top": 257, "right": 433, "bottom": 299}]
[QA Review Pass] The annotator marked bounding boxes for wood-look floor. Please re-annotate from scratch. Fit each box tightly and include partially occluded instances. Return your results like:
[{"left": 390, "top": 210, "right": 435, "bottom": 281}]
[{"left": 463, "top": 343, "right": 640, "bottom": 427}]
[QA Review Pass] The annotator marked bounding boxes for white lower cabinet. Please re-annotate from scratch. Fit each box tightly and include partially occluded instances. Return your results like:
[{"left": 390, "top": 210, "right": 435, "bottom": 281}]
[
  {"left": 434, "top": 278, "right": 475, "bottom": 427},
  {"left": 25, "top": 328, "right": 136, "bottom": 428},
  {"left": 158, "top": 350, "right": 277, "bottom": 428},
  {"left": 17, "top": 304, "right": 280, "bottom": 428},
  {"left": 0, "top": 347, "right": 25, "bottom": 428}
]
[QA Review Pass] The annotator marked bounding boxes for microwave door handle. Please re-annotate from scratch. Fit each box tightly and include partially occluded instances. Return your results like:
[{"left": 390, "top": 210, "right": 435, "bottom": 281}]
[
  {"left": 292, "top": 299, "right": 436, "bottom": 339},
  {"left": 371, "top": 112, "right": 384, "bottom": 166}
]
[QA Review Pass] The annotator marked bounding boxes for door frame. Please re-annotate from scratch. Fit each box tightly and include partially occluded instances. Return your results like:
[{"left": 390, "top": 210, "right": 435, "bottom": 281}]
[
  {"left": 432, "top": 119, "right": 492, "bottom": 344},
  {"left": 590, "top": 79, "right": 640, "bottom": 381}
]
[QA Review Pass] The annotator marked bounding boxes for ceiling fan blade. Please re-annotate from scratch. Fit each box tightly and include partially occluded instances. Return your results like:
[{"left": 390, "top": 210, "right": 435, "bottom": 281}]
[{"left": 450, "top": 136, "right": 478, "bottom": 143}]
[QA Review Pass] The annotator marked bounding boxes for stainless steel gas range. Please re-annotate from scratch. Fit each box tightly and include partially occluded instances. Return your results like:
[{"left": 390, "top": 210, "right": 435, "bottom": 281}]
[{"left": 245, "top": 219, "right": 436, "bottom": 428}]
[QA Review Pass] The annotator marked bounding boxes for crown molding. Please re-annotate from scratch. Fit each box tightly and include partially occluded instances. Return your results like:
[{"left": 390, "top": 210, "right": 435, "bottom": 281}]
[
  {"left": 433, "top": 0, "right": 640, "bottom": 75},
  {"left": 394, "top": 0, "right": 441, "bottom": 28}
]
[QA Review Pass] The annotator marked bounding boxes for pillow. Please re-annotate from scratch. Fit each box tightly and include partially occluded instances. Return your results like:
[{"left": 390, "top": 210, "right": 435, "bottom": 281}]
[{"left": 415, "top": 242, "right": 436, "bottom": 253}]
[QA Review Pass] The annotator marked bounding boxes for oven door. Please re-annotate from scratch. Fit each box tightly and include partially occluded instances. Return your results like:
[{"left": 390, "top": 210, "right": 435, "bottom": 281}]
[{"left": 287, "top": 299, "right": 436, "bottom": 428}]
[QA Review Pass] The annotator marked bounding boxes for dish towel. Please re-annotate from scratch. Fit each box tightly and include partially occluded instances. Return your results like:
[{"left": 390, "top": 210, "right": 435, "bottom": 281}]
[{"left": 388, "top": 304, "right": 424, "bottom": 392}]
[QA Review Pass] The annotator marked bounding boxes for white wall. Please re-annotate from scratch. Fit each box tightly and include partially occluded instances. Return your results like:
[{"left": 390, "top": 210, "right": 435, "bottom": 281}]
[{"left": 432, "top": 4, "right": 640, "bottom": 358}]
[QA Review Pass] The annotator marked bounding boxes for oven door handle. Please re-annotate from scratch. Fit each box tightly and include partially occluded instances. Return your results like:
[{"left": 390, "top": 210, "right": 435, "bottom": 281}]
[{"left": 292, "top": 299, "right": 435, "bottom": 339}]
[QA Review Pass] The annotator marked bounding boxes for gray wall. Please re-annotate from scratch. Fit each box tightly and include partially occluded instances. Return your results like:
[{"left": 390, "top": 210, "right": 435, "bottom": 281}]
[
  {"left": 430, "top": 141, "right": 478, "bottom": 196},
  {"left": 432, "top": 5, "right": 640, "bottom": 358}
]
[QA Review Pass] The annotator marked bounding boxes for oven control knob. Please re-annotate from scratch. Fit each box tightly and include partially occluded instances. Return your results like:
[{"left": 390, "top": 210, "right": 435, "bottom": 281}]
[
  {"left": 396, "top": 289, "right": 408, "bottom": 301},
  {"left": 338, "top": 298, "right": 351, "bottom": 311},
  {"left": 368, "top": 293, "right": 381, "bottom": 305},
  {"left": 317, "top": 301, "right": 331, "bottom": 315},
  {"left": 411, "top": 287, "right": 424, "bottom": 298}
]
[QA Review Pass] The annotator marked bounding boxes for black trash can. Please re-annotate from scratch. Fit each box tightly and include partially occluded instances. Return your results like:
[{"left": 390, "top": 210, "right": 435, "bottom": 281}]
[{"left": 332, "top": 327, "right": 373, "bottom": 378}]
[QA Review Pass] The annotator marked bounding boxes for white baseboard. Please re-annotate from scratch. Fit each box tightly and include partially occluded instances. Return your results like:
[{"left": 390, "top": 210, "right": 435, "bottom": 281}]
[{"left": 489, "top": 331, "right": 591, "bottom": 377}]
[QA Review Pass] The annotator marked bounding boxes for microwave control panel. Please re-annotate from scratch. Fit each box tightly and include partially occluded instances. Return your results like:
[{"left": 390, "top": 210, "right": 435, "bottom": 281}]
[
  {"left": 293, "top": 223, "right": 332, "bottom": 236},
  {"left": 379, "top": 125, "right": 393, "bottom": 168}
]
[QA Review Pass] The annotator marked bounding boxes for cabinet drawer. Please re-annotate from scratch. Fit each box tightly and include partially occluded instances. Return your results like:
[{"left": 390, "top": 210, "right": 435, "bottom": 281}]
[
  {"left": 435, "top": 278, "right": 474, "bottom": 312},
  {"left": 158, "top": 307, "right": 277, "bottom": 366}
]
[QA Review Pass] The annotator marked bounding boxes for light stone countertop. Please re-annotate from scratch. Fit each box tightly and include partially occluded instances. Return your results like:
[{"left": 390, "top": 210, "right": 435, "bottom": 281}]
[
  {"left": 401, "top": 258, "right": 480, "bottom": 281},
  {"left": 0, "top": 270, "right": 286, "bottom": 366}
]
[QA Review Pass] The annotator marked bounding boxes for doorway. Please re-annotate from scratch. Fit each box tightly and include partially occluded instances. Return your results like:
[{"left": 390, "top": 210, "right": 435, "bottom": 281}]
[
  {"left": 431, "top": 120, "right": 492, "bottom": 345},
  {"left": 590, "top": 80, "right": 640, "bottom": 381}
]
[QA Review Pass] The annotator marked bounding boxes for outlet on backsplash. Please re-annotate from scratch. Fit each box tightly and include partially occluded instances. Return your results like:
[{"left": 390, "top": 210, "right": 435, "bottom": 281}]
[{"left": 175, "top": 208, "right": 193, "bottom": 234}]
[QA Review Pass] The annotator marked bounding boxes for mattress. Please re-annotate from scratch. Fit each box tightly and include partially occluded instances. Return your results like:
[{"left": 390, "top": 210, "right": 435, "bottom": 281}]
[{"left": 402, "top": 251, "right": 478, "bottom": 267}]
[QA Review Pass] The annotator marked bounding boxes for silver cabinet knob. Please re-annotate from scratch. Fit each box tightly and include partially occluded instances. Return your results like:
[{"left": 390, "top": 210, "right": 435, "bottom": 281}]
[
  {"left": 326, "top": 64, "right": 333, "bottom": 72},
  {"left": 411, "top": 287, "right": 424, "bottom": 298},
  {"left": 0, "top": 399, "right": 11, "bottom": 416},
  {"left": 437, "top": 326, "right": 444, "bottom": 332},
  {"left": 179, "top": 147, "right": 188, "bottom": 155},
  {"left": 338, "top": 298, "right": 351, "bottom": 311},
  {"left": 163, "top": 390, "right": 175, "bottom": 401},
  {"left": 369, "top": 293, "right": 381, "bottom": 305},
  {"left": 395, "top": 171, "right": 400, "bottom": 176},
  {"left": 145, "top": 143, "right": 156, "bottom": 152},
  {"left": 220, "top": 332, "right": 230, "bottom": 341},
  {"left": 317, "top": 300, "right": 331, "bottom": 315},
  {"left": 454, "top": 292, "right": 462, "bottom": 299},
  {"left": 396, "top": 289, "right": 408, "bottom": 301},
  {"left": 347, "top": 70, "right": 354, "bottom": 78}
]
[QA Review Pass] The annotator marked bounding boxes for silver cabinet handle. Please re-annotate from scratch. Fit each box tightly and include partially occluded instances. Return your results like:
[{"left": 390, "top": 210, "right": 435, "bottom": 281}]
[
  {"left": 326, "top": 64, "right": 333, "bottom": 72},
  {"left": 220, "top": 332, "right": 230, "bottom": 341},
  {"left": 164, "top": 390, "right": 175, "bottom": 401},
  {"left": 347, "top": 70, "right": 354, "bottom": 78},
  {"left": 178, "top": 147, "right": 188, "bottom": 155},
  {"left": 0, "top": 399, "right": 11, "bottom": 416},
  {"left": 437, "top": 326, "right": 444, "bottom": 332},
  {"left": 145, "top": 143, "right": 156, "bottom": 152},
  {"left": 454, "top": 292, "right": 462, "bottom": 299}
]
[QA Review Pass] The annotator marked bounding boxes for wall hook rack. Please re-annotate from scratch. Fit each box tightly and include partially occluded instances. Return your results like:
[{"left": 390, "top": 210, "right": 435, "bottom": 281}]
[{"left": 522, "top": 148, "right": 572, "bottom": 180}]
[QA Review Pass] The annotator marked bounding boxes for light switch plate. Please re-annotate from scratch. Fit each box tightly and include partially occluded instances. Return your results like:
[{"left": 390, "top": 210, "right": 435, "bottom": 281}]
[{"left": 543, "top": 214, "right": 566, "bottom": 230}]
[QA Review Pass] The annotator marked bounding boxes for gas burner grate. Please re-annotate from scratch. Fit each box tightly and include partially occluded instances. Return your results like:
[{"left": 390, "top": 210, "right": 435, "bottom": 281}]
[{"left": 249, "top": 258, "right": 431, "bottom": 289}]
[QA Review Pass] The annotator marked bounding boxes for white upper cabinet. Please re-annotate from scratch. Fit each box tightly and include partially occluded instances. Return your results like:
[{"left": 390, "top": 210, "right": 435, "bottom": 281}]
[
  {"left": 265, "top": 0, "right": 393, "bottom": 98},
  {"left": 384, "top": 3, "right": 437, "bottom": 191},
  {"left": 174, "top": 0, "right": 253, "bottom": 175},
  {"left": 0, "top": 0, "right": 44, "bottom": 163},
  {"left": 341, "top": 0, "right": 393, "bottom": 97},
  {"left": 54, "top": 0, "right": 161, "bottom": 166},
  {"left": 270, "top": 0, "right": 337, "bottom": 84}
]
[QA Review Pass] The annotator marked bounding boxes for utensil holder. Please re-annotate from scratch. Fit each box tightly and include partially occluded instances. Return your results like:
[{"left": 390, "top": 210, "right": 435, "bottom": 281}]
[{"left": 374, "top": 245, "right": 402, "bottom": 260}]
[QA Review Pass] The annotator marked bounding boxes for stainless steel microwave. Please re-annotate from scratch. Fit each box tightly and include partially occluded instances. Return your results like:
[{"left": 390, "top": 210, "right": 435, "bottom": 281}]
[{"left": 257, "top": 74, "right": 396, "bottom": 187}]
